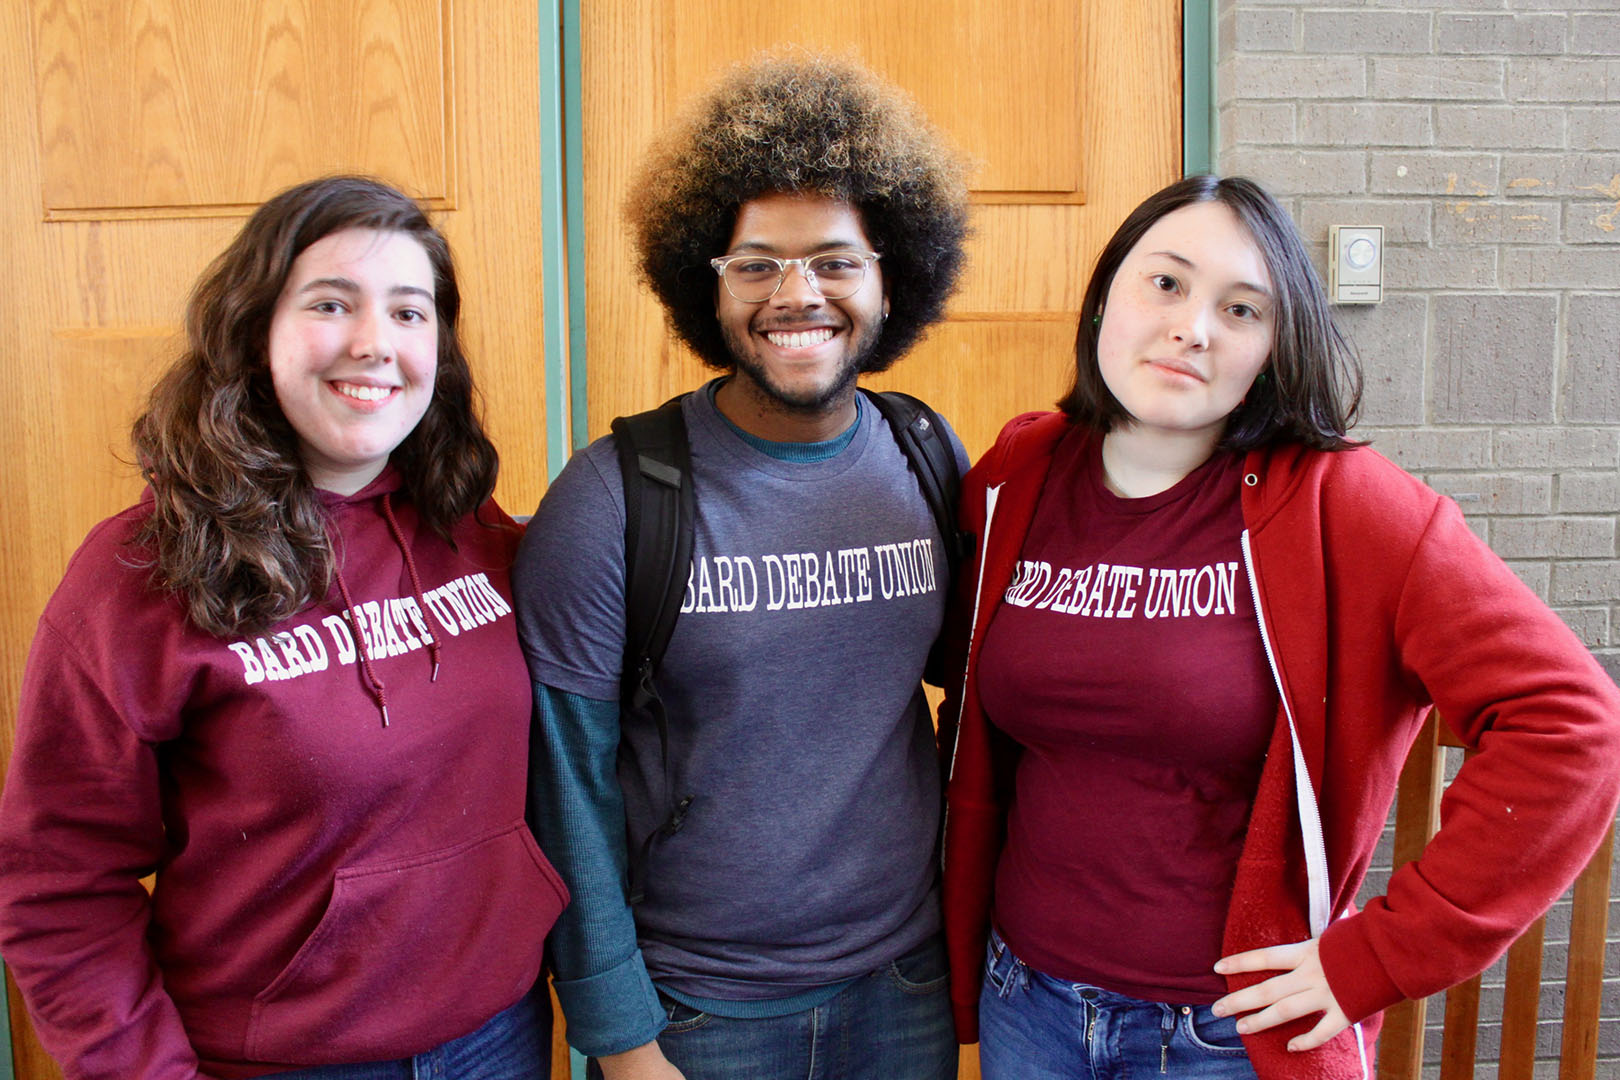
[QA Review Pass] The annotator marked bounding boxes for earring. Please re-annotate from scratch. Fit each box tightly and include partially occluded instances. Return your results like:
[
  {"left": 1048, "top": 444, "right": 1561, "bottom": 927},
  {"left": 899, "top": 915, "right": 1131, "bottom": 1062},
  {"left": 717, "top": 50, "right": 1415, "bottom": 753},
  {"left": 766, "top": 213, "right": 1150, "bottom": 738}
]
[{"left": 1092, "top": 313, "right": 1102, "bottom": 329}]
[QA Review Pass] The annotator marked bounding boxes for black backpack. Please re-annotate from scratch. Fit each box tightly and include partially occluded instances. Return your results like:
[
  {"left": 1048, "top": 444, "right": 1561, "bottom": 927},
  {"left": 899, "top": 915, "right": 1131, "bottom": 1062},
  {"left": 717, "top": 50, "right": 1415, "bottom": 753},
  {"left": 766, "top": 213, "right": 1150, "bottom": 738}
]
[{"left": 608, "top": 387, "right": 967, "bottom": 901}]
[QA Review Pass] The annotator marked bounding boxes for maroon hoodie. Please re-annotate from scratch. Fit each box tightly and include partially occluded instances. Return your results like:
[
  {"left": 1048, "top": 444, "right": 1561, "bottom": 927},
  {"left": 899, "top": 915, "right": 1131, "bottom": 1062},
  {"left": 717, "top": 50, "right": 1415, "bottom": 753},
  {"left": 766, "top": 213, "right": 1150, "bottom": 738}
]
[
  {"left": 0, "top": 469, "right": 567, "bottom": 1079},
  {"left": 941, "top": 412, "right": 1620, "bottom": 1080}
]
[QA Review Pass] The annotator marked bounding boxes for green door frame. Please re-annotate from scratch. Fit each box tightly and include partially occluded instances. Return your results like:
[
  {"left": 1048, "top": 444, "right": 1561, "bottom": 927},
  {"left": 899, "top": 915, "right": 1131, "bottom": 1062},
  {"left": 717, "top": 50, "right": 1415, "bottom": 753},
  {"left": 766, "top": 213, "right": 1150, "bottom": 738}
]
[{"left": 1185, "top": 0, "right": 1216, "bottom": 175}]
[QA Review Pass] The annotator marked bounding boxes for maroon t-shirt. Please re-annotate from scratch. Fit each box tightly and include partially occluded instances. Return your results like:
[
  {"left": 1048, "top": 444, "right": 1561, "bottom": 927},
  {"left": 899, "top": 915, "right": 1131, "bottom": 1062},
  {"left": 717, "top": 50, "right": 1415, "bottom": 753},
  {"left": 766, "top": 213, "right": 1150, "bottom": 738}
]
[{"left": 977, "top": 429, "right": 1277, "bottom": 1002}]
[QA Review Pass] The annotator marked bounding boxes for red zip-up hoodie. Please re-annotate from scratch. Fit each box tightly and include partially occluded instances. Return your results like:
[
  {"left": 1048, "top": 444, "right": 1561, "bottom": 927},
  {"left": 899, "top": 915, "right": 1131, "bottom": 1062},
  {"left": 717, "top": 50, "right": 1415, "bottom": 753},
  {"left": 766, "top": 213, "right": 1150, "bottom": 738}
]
[
  {"left": 0, "top": 470, "right": 568, "bottom": 1079},
  {"left": 941, "top": 412, "right": 1620, "bottom": 1080}
]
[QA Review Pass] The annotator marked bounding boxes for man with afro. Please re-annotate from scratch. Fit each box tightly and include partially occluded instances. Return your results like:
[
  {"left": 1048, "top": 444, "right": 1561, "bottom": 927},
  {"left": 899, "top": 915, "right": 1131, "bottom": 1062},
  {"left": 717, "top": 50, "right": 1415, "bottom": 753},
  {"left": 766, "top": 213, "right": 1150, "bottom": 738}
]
[{"left": 515, "top": 51, "right": 970, "bottom": 1080}]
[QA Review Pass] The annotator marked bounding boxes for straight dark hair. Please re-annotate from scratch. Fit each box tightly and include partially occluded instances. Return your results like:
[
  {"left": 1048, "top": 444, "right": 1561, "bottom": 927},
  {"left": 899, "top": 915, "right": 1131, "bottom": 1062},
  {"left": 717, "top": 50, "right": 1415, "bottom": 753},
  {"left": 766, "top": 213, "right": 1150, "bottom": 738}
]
[
  {"left": 132, "top": 175, "right": 500, "bottom": 638},
  {"left": 1059, "top": 175, "right": 1362, "bottom": 451}
]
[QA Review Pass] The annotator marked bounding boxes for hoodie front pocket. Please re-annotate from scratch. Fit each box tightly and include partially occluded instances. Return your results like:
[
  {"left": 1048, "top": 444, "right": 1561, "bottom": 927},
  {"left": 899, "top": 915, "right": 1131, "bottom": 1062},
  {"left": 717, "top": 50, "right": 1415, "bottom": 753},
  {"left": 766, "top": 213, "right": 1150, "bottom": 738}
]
[{"left": 246, "top": 820, "right": 567, "bottom": 1065}]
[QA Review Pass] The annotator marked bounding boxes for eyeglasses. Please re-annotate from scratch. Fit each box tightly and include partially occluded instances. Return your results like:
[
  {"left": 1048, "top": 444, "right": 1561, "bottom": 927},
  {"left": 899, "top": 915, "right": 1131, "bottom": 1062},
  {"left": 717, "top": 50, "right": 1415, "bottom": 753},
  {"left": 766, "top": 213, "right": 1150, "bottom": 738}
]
[{"left": 710, "top": 251, "right": 882, "bottom": 303}]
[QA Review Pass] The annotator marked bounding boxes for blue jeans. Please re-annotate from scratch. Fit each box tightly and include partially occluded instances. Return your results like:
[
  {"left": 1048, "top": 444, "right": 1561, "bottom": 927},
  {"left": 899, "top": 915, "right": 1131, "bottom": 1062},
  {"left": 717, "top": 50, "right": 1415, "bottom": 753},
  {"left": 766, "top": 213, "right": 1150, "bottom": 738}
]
[
  {"left": 589, "top": 936, "right": 956, "bottom": 1080},
  {"left": 979, "top": 928, "right": 1258, "bottom": 1080},
  {"left": 261, "top": 984, "right": 550, "bottom": 1080}
]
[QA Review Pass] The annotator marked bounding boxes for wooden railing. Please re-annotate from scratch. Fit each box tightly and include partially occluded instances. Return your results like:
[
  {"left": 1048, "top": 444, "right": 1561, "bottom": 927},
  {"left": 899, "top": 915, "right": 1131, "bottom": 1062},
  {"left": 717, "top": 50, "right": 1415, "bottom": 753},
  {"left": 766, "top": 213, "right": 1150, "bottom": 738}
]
[{"left": 1377, "top": 711, "right": 1616, "bottom": 1080}]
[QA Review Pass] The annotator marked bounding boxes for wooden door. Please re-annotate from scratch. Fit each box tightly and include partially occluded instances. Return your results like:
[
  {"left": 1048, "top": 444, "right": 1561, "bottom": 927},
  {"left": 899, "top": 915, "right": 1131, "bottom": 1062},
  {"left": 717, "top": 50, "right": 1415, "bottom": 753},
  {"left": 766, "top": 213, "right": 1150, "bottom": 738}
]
[
  {"left": 580, "top": 2, "right": 1183, "bottom": 462},
  {"left": 0, "top": 2, "right": 559, "bottom": 1076},
  {"left": 579, "top": 6, "right": 1182, "bottom": 1077}
]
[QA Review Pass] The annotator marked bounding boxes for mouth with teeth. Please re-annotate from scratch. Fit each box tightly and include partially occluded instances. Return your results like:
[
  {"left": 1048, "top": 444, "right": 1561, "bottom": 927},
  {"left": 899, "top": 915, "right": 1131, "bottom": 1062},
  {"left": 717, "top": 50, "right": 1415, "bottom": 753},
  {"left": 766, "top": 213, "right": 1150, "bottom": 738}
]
[
  {"left": 763, "top": 327, "right": 836, "bottom": 350},
  {"left": 331, "top": 381, "right": 398, "bottom": 403}
]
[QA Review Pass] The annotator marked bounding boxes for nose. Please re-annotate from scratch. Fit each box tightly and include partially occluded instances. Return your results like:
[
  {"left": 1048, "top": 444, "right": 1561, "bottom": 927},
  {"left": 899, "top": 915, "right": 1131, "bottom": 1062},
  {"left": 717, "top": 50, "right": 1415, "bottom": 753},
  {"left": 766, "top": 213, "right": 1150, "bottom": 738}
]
[
  {"left": 1170, "top": 304, "right": 1210, "bottom": 350},
  {"left": 349, "top": 307, "right": 395, "bottom": 363},
  {"left": 769, "top": 263, "right": 823, "bottom": 308}
]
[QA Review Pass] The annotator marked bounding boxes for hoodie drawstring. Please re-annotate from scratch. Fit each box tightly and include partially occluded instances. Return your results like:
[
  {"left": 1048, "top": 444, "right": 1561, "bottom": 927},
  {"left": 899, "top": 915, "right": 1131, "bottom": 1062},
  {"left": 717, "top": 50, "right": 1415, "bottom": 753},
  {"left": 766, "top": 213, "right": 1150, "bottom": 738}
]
[
  {"left": 332, "top": 558, "right": 390, "bottom": 727},
  {"left": 327, "top": 491, "right": 443, "bottom": 728},
  {"left": 379, "top": 492, "right": 442, "bottom": 682}
]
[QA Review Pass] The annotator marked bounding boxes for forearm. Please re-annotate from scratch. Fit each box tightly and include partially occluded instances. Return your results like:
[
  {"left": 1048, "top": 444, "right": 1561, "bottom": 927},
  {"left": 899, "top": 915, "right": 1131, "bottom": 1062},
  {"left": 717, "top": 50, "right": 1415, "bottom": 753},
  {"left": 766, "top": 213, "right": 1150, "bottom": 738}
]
[
  {"left": 528, "top": 684, "right": 667, "bottom": 1056},
  {"left": 1329, "top": 498, "right": 1620, "bottom": 1018}
]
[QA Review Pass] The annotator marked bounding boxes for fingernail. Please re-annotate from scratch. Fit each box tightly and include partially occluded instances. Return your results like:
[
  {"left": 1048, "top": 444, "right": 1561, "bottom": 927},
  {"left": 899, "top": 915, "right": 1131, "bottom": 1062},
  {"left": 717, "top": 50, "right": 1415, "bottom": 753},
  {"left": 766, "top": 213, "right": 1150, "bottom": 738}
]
[
  {"left": 1213, "top": 961, "right": 1229, "bottom": 974},
  {"left": 1236, "top": 1021, "right": 1251, "bottom": 1034},
  {"left": 1287, "top": 1041, "right": 1301, "bottom": 1052},
  {"left": 1210, "top": 1004, "right": 1227, "bottom": 1017}
]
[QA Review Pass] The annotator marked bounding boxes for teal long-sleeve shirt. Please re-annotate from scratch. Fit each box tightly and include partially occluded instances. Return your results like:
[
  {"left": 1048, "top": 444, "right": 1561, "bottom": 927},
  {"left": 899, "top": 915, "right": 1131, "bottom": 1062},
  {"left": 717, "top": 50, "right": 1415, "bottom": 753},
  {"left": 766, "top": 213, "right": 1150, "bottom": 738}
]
[{"left": 527, "top": 684, "right": 667, "bottom": 1058}]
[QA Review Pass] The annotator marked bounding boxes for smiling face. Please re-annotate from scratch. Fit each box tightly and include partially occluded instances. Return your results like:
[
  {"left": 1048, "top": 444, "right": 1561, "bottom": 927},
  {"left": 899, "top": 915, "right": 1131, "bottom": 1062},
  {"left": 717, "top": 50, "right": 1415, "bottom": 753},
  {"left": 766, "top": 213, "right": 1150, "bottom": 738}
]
[
  {"left": 1097, "top": 201, "right": 1275, "bottom": 448},
  {"left": 714, "top": 192, "right": 889, "bottom": 423},
  {"left": 267, "top": 228, "right": 439, "bottom": 494}
]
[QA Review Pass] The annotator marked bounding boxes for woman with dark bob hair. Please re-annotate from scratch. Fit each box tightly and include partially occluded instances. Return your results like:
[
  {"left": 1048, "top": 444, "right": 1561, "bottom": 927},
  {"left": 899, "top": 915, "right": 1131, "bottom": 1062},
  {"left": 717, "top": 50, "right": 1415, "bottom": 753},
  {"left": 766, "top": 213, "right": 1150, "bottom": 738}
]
[
  {"left": 939, "top": 175, "right": 1620, "bottom": 1080},
  {"left": 0, "top": 176, "right": 567, "bottom": 1080}
]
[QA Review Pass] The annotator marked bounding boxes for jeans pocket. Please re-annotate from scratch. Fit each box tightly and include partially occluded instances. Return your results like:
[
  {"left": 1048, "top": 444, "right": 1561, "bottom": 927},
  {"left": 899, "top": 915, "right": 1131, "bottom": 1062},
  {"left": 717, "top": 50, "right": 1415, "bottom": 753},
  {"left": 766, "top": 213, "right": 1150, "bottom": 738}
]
[
  {"left": 981, "top": 926, "right": 1020, "bottom": 995},
  {"left": 887, "top": 936, "right": 949, "bottom": 995},
  {"left": 659, "top": 994, "right": 713, "bottom": 1034},
  {"left": 1181, "top": 1006, "right": 1247, "bottom": 1054}
]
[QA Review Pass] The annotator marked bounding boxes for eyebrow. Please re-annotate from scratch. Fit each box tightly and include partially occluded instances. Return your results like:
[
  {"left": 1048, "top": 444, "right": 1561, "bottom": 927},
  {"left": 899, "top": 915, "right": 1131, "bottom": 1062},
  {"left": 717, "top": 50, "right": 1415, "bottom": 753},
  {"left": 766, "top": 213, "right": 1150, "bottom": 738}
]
[
  {"left": 297, "top": 277, "right": 435, "bottom": 303},
  {"left": 726, "top": 240, "right": 867, "bottom": 255},
  {"left": 1146, "top": 250, "right": 1273, "bottom": 299}
]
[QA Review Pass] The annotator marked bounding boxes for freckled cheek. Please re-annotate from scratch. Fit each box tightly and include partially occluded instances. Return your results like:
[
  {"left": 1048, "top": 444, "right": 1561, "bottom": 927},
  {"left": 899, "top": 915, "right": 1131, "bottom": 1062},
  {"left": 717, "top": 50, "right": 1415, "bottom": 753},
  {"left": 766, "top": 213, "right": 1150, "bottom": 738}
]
[{"left": 1094, "top": 319, "right": 1135, "bottom": 385}]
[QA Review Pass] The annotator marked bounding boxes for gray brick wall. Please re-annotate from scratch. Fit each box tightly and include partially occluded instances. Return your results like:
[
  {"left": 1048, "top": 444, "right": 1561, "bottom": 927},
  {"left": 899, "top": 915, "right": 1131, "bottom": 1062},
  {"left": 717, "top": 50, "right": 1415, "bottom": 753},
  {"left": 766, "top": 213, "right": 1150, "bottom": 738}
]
[{"left": 1215, "top": 2, "right": 1620, "bottom": 1075}]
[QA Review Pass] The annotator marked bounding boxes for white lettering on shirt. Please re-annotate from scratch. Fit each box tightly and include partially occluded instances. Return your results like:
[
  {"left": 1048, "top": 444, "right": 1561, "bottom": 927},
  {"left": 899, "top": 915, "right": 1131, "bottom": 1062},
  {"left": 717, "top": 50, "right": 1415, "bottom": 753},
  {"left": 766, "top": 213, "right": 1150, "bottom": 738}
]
[
  {"left": 682, "top": 538, "right": 937, "bottom": 617},
  {"left": 224, "top": 572, "right": 512, "bottom": 686},
  {"left": 1007, "top": 561, "right": 1243, "bottom": 622}
]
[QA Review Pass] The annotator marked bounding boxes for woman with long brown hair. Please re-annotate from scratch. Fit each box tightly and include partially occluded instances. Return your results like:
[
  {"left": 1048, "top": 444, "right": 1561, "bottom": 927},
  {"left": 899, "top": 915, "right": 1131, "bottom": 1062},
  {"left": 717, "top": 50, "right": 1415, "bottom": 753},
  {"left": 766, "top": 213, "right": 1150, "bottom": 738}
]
[{"left": 0, "top": 175, "right": 566, "bottom": 1080}]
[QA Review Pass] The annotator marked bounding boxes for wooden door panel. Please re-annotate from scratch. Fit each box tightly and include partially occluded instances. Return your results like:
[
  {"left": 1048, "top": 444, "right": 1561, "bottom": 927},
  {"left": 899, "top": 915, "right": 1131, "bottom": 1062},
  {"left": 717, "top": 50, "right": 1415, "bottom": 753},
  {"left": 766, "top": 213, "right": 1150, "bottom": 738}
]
[
  {"left": 37, "top": 330, "right": 178, "bottom": 565},
  {"left": 32, "top": 0, "right": 452, "bottom": 217},
  {"left": 438, "top": 4, "right": 551, "bottom": 507},
  {"left": 662, "top": 1, "right": 1084, "bottom": 198},
  {"left": 863, "top": 315, "right": 1080, "bottom": 460}
]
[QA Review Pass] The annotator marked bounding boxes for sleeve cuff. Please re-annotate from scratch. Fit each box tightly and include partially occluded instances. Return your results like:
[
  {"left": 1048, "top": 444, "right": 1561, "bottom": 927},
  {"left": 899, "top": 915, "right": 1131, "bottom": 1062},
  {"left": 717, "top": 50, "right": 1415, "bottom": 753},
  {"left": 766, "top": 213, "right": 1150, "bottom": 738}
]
[
  {"left": 1319, "top": 914, "right": 1405, "bottom": 1024},
  {"left": 552, "top": 949, "right": 668, "bottom": 1058}
]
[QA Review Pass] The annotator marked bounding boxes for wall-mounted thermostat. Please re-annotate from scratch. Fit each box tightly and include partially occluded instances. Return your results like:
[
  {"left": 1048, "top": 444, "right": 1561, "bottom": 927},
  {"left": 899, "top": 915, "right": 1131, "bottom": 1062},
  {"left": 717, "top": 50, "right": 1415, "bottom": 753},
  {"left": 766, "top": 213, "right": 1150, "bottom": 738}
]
[{"left": 1329, "top": 225, "right": 1382, "bottom": 304}]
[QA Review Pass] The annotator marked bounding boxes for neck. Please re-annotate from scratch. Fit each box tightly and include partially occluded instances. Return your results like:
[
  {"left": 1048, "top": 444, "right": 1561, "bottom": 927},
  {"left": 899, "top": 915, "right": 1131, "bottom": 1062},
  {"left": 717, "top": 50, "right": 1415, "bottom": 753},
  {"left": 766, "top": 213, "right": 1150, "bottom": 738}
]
[
  {"left": 714, "top": 375, "right": 858, "bottom": 443},
  {"left": 305, "top": 461, "right": 387, "bottom": 497},
  {"left": 1100, "top": 423, "right": 1222, "bottom": 498}
]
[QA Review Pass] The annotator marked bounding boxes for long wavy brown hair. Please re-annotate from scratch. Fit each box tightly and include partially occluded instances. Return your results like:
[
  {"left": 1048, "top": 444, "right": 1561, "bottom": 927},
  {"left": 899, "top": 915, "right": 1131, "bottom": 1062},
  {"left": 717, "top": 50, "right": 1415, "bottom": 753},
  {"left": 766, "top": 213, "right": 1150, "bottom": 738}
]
[{"left": 131, "top": 175, "right": 499, "bottom": 638}]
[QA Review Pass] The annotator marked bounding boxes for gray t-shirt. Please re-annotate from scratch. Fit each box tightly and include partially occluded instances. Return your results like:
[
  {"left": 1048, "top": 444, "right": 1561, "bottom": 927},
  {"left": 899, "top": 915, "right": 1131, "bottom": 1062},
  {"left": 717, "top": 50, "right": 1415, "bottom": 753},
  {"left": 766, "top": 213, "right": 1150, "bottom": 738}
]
[{"left": 519, "top": 384, "right": 960, "bottom": 1000}]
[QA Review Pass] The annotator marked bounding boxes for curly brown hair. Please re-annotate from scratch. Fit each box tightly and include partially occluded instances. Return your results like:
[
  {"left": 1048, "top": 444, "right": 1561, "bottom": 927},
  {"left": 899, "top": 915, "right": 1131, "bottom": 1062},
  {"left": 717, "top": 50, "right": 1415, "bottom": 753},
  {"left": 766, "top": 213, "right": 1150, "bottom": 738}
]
[
  {"left": 625, "top": 51, "right": 971, "bottom": 373},
  {"left": 131, "top": 175, "right": 500, "bottom": 638}
]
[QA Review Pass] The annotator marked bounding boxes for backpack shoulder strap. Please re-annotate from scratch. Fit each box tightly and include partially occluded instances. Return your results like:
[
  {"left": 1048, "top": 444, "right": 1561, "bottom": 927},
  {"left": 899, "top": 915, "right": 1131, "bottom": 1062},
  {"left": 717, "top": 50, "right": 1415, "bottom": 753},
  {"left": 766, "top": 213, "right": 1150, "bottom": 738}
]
[
  {"left": 861, "top": 388, "right": 969, "bottom": 686},
  {"left": 610, "top": 395, "right": 696, "bottom": 701},
  {"left": 861, "top": 388, "right": 965, "bottom": 580},
  {"left": 609, "top": 395, "right": 698, "bottom": 903}
]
